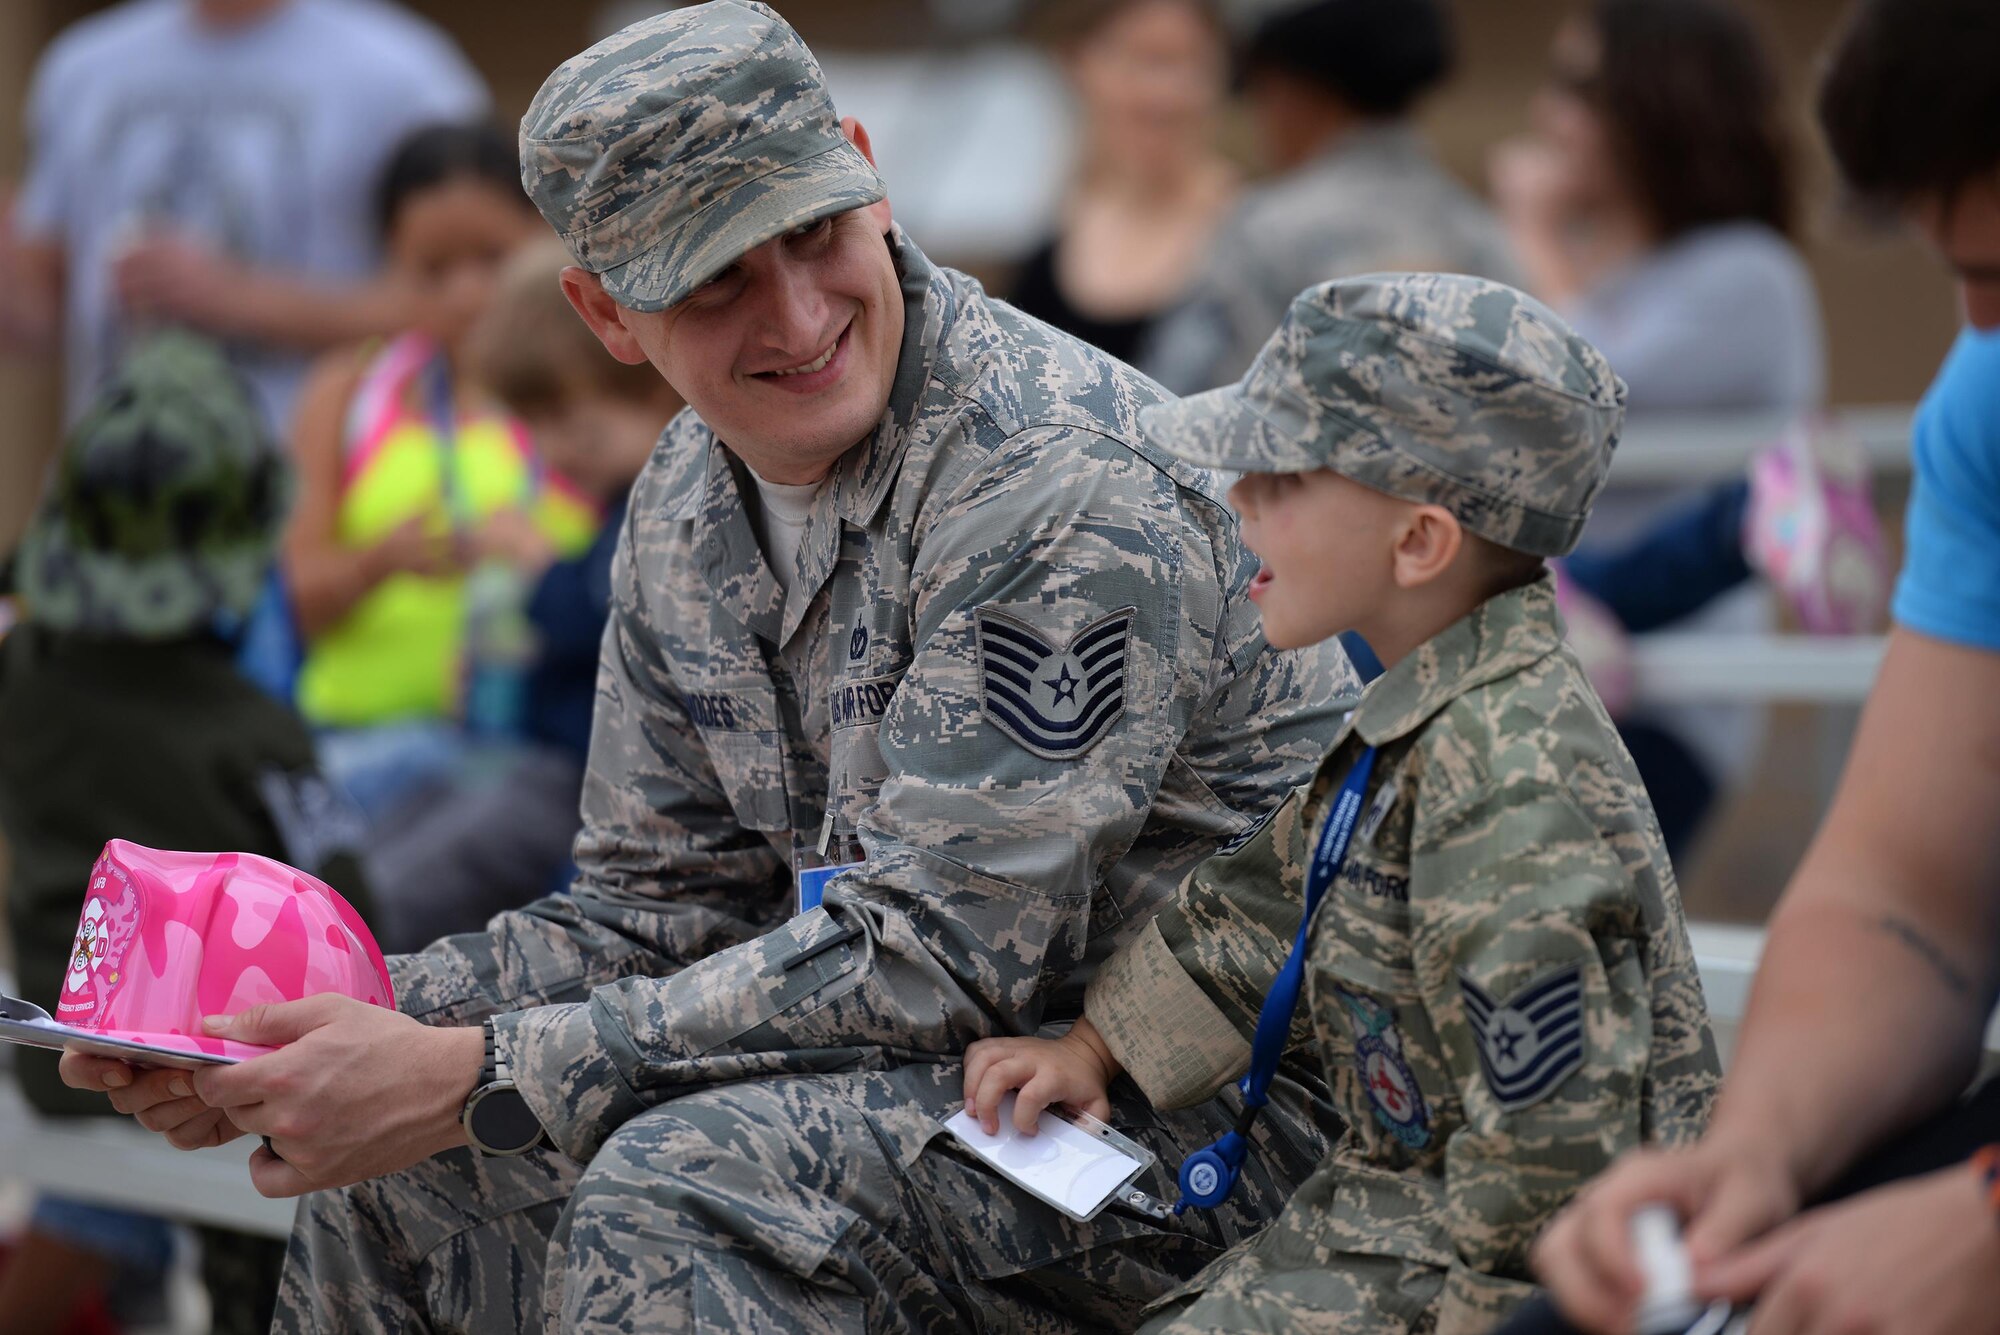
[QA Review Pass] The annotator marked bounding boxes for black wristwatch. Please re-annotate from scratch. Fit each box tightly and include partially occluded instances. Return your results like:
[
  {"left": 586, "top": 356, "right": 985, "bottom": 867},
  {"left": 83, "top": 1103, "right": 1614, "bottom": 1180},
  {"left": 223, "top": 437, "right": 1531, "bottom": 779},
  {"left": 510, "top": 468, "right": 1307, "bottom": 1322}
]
[{"left": 461, "top": 1018, "right": 547, "bottom": 1157}]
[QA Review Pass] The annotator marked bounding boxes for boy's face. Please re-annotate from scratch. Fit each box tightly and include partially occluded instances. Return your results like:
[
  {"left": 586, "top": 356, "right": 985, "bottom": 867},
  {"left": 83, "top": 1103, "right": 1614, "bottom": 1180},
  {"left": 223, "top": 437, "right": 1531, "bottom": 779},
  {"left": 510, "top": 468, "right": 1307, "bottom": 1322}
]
[
  {"left": 526, "top": 392, "right": 676, "bottom": 502},
  {"left": 1226, "top": 468, "right": 1408, "bottom": 650}
]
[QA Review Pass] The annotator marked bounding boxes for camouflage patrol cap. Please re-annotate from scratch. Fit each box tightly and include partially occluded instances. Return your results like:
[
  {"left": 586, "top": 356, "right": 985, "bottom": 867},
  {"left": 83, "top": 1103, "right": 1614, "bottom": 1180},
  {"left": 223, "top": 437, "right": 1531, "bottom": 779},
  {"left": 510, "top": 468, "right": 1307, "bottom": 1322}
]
[
  {"left": 1141, "top": 273, "right": 1628, "bottom": 557},
  {"left": 15, "top": 331, "right": 289, "bottom": 638},
  {"left": 522, "top": 0, "right": 887, "bottom": 312}
]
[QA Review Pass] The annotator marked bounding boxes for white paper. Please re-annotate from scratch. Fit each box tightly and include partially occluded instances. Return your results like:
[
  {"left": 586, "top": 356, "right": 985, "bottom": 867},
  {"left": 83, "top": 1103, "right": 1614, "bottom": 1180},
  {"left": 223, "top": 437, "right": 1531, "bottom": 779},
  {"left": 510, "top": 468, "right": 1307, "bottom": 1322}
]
[{"left": 943, "top": 1094, "right": 1142, "bottom": 1218}]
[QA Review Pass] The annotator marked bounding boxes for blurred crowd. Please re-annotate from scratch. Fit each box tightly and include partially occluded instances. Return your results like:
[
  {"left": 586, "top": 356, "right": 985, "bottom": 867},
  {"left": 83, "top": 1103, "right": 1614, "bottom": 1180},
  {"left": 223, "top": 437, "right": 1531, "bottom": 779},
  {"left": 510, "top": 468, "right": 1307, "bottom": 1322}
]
[{"left": 0, "top": 0, "right": 1913, "bottom": 1331}]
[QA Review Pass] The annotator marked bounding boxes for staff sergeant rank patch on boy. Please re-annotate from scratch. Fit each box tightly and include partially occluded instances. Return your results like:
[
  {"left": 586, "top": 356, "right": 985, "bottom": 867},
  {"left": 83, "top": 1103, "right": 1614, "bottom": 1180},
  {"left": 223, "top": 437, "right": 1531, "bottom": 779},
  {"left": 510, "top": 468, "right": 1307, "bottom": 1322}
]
[{"left": 963, "top": 273, "right": 1720, "bottom": 1335}]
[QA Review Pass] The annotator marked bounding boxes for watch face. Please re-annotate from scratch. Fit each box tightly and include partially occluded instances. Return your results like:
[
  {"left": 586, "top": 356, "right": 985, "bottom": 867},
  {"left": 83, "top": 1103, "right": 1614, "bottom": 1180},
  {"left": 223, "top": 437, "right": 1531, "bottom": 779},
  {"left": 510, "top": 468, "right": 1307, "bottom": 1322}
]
[{"left": 468, "top": 1087, "right": 544, "bottom": 1155}]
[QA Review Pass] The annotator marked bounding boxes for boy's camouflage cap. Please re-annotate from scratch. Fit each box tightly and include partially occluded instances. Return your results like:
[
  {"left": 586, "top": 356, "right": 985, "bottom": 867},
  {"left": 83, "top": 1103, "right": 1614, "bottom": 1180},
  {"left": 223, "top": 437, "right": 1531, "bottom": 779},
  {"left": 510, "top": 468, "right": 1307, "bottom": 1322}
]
[
  {"left": 521, "top": 0, "right": 887, "bottom": 312},
  {"left": 15, "top": 330, "right": 289, "bottom": 638},
  {"left": 1141, "top": 273, "right": 1628, "bottom": 557}
]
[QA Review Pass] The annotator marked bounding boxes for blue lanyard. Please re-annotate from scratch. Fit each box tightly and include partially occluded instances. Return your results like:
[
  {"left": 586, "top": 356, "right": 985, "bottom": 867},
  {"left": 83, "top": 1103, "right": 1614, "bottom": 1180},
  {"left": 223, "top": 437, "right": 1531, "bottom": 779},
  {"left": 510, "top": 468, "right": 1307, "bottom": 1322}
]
[{"left": 1174, "top": 744, "right": 1379, "bottom": 1214}]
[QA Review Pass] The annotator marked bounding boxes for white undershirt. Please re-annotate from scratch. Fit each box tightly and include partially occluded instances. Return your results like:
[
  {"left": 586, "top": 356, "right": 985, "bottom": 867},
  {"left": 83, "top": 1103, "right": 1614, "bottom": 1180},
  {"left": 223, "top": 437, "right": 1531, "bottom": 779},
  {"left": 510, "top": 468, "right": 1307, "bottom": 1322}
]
[{"left": 748, "top": 469, "right": 823, "bottom": 600}]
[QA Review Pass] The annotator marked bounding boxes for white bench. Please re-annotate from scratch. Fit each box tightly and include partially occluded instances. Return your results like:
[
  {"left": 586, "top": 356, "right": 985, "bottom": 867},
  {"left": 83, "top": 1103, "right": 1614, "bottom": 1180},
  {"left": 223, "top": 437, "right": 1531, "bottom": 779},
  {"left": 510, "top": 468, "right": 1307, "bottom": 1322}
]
[
  {"left": 0, "top": 1076, "right": 296, "bottom": 1237},
  {"left": 1631, "top": 635, "right": 1887, "bottom": 705},
  {"left": 1612, "top": 405, "right": 1913, "bottom": 484}
]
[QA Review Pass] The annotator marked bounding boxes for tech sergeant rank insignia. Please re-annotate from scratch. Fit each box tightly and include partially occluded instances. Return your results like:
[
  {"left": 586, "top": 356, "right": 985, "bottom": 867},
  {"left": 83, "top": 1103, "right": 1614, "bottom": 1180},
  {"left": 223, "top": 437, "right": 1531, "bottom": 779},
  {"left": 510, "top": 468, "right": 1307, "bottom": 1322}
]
[{"left": 973, "top": 606, "right": 1135, "bottom": 760}]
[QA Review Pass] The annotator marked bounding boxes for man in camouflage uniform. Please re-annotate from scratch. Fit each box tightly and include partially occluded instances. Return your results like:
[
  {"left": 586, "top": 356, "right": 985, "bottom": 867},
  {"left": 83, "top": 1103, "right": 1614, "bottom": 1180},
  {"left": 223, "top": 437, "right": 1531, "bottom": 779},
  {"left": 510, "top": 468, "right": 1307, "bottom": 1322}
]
[
  {"left": 60, "top": 4, "right": 1357, "bottom": 1331},
  {"left": 1144, "top": 0, "right": 1520, "bottom": 394},
  {"left": 1069, "top": 276, "right": 1717, "bottom": 1332}
]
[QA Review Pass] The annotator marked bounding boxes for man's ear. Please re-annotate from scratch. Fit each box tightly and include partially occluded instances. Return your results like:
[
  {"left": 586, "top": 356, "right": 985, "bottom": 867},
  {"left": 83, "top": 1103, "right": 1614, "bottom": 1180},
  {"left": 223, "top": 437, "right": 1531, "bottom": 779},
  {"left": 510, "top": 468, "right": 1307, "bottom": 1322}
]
[
  {"left": 1390, "top": 505, "right": 1464, "bottom": 590},
  {"left": 840, "top": 117, "right": 894, "bottom": 232},
  {"left": 559, "top": 267, "right": 652, "bottom": 367}
]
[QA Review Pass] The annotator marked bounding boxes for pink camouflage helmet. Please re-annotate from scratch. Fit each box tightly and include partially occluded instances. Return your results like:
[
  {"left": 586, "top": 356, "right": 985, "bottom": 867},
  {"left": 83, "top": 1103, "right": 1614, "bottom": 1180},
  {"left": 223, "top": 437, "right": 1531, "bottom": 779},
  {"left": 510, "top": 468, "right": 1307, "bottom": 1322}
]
[{"left": 24, "top": 841, "right": 392, "bottom": 1064}]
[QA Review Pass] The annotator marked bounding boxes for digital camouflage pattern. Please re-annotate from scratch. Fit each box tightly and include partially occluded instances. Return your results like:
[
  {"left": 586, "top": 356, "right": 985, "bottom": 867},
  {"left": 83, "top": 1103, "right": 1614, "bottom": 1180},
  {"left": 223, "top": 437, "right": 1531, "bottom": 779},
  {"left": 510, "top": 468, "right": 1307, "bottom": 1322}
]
[
  {"left": 1143, "top": 123, "right": 1523, "bottom": 395},
  {"left": 1143, "top": 273, "right": 1628, "bottom": 559},
  {"left": 284, "top": 1064, "right": 1332, "bottom": 1333},
  {"left": 15, "top": 329, "right": 288, "bottom": 638},
  {"left": 277, "top": 228, "right": 1359, "bottom": 1332},
  {"left": 1087, "top": 576, "right": 1720, "bottom": 1335},
  {"left": 520, "top": 0, "right": 886, "bottom": 312}
]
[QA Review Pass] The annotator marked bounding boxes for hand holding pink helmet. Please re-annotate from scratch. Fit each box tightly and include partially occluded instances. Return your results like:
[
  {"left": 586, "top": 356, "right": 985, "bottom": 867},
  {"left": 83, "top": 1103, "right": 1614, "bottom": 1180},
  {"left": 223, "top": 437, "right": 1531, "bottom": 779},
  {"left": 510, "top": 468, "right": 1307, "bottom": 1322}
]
[{"left": 0, "top": 840, "right": 392, "bottom": 1069}]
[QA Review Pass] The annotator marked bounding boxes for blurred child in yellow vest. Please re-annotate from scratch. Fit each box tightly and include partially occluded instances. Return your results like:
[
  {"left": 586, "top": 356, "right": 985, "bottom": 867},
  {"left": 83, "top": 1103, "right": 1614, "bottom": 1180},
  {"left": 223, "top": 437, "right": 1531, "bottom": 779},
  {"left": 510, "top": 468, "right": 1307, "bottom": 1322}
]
[
  {"left": 281, "top": 123, "right": 592, "bottom": 818},
  {"left": 361, "top": 238, "right": 684, "bottom": 950}
]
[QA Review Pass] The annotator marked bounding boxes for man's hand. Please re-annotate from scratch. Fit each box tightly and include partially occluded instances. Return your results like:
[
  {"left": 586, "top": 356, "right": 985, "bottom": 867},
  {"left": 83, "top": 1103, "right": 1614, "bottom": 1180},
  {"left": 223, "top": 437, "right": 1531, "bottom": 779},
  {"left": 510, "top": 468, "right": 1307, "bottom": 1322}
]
[
  {"left": 113, "top": 232, "right": 246, "bottom": 331},
  {"left": 1700, "top": 1164, "right": 2000, "bottom": 1335},
  {"left": 189, "top": 995, "right": 485, "bottom": 1198},
  {"left": 962, "top": 1019, "right": 1121, "bottom": 1135},
  {"left": 59, "top": 1051, "right": 247, "bottom": 1150},
  {"left": 1532, "top": 1135, "right": 1801, "bottom": 1333}
]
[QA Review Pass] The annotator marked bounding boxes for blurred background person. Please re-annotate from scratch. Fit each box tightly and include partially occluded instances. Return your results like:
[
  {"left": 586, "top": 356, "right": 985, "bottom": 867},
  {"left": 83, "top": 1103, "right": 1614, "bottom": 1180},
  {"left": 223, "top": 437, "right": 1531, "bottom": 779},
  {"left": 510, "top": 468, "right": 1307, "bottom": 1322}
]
[
  {"left": 1489, "top": 0, "right": 1861, "bottom": 860},
  {"left": 1006, "top": 0, "right": 1238, "bottom": 366},
  {"left": 0, "top": 332, "right": 372, "bottom": 1335},
  {"left": 0, "top": 0, "right": 487, "bottom": 433},
  {"left": 1142, "top": 0, "right": 1518, "bottom": 394},
  {"left": 1518, "top": 3, "right": 2000, "bottom": 1331},
  {"left": 281, "top": 122, "right": 593, "bottom": 823},
  {"left": 361, "top": 239, "right": 683, "bottom": 952},
  {"left": 1492, "top": 0, "right": 1820, "bottom": 411}
]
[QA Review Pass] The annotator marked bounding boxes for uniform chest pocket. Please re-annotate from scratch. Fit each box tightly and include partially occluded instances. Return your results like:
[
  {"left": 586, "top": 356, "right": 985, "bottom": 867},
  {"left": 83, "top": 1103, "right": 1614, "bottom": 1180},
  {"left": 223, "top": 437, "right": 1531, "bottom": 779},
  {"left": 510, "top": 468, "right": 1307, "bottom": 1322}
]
[
  {"left": 826, "top": 670, "right": 902, "bottom": 832},
  {"left": 686, "top": 679, "right": 788, "bottom": 833},
  {"left": 1309, "top": 918, "right": 1452, "bottom": 1163}
]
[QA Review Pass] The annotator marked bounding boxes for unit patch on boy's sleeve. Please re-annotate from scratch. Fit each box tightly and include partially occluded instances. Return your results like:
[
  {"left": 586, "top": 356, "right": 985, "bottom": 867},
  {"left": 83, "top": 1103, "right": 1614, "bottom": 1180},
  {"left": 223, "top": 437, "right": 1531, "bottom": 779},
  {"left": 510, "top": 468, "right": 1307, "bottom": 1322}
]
[
  {"left": 1458, "top": 964, "right": 1585, "bottom": 1112},
  {"left": 973, "top": 606, "right": 1133, "bottom": 760}
]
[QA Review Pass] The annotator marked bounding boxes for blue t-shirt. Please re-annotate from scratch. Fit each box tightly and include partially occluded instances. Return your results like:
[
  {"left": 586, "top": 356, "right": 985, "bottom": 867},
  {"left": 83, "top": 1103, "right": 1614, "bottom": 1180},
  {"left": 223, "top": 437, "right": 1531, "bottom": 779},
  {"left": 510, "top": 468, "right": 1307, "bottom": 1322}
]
[{"left": 1893, "top": 325, "right": 2000, "bottom": 651}]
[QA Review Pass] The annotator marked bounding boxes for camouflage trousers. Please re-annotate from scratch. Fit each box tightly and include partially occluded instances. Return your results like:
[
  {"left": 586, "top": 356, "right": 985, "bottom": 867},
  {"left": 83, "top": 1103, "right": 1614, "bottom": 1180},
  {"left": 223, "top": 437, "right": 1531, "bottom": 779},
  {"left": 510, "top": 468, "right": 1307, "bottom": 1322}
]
[
  {"left": 273, "top": 1062, "right": 1331, "bottom": 1333},
  {"left": 1137, "top": 1245, "right": 1444, "bottom": 1335}
]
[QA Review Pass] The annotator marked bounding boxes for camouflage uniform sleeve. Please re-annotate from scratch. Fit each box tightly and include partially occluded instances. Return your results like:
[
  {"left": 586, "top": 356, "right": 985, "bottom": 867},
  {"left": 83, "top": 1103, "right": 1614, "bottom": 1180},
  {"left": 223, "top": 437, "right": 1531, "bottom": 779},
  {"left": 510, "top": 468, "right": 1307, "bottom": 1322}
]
[
  {"left": 1083, "top": 489, "right": 1355, "bottom": 1109},
  {"left": 1406, "top": 731, "right": 1652, "bottom": 1330},
  {"left": 1085, "top": 773, "right": 1341, "bottom": 1109},
  {"left": 386, "top": 494, "right": 790, "bottom": 1027},
  {"left": 493, "top": 427, "right": 1305, "bottom": 1162}
]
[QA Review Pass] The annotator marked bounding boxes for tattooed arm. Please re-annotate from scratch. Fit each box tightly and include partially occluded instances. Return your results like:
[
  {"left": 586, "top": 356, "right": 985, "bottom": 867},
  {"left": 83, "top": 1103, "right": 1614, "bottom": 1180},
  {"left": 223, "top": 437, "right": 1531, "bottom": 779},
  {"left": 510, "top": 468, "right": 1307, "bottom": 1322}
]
[
  {"left": 1533, "top": 628, "right": 2000, "bottom": 1332},
  {"left": 1707, "top": 629, "right": 2000, "bottom": 1196}
]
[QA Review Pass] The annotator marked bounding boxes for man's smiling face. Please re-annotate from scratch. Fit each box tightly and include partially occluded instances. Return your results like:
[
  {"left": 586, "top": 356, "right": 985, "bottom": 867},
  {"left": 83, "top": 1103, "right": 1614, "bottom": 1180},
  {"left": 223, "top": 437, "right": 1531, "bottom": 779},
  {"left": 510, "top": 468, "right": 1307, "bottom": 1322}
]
[{"left": 589, "top": 207, "right": 906, "bottom": 484}]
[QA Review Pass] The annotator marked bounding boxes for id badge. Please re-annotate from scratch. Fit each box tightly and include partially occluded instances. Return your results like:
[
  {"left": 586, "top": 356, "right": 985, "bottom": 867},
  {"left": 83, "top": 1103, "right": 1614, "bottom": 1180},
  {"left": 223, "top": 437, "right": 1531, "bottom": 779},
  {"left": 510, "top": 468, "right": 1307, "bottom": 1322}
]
[
  {"left": 793, "top": 828, "right": 864, "bottom": 916},
  {"left": 942, "top": 1096, "right": 1170, "bottom": 1222}
]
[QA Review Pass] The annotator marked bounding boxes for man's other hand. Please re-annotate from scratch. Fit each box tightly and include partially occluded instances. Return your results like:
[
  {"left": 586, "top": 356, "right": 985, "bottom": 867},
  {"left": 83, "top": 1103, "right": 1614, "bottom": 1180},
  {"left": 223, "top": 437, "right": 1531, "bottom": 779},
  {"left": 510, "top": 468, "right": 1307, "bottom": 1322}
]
[{"left": 190, "top": 995, "right": 485, "bottom": 1198}]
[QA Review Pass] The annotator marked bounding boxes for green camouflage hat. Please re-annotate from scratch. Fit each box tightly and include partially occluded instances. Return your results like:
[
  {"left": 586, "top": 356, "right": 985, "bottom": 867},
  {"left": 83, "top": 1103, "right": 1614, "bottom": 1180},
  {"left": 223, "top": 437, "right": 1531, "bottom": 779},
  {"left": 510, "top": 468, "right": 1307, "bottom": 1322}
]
[
  {"left": 1140, "top": 273, "right": 1628, "bottom": 557},
  {"left": 14, "top": 330, "right": 289, "bottom": 638},
  {"left": 522, "top": 0, "right": 887, "bottom": 313}
]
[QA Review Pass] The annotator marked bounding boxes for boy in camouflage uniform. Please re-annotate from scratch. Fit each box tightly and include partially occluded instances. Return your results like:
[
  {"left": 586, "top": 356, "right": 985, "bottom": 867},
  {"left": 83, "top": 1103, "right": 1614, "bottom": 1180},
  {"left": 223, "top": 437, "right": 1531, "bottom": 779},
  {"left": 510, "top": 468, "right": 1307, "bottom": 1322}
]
[{"left": 965, "top": 274, "right": 1720, "bottom": 1333}]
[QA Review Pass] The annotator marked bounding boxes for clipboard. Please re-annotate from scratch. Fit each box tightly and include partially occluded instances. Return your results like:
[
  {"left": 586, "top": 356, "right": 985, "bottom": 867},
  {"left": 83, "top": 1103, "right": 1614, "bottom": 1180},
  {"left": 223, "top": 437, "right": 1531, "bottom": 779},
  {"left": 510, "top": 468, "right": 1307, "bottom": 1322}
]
[{"left": 0, "top": 994, "right": 236, "bottom": 1071}]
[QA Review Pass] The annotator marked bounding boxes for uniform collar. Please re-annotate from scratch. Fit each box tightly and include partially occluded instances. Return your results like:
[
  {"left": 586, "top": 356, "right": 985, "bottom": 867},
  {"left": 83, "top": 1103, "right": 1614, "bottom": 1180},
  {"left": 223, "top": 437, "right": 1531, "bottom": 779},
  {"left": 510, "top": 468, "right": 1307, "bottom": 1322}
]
[
  {"left": 1350, "top": 573, "right": 1566, "bottom": 747},
  {"left": 1304, "top": 120, "right": 1430, "bottom": 179}
]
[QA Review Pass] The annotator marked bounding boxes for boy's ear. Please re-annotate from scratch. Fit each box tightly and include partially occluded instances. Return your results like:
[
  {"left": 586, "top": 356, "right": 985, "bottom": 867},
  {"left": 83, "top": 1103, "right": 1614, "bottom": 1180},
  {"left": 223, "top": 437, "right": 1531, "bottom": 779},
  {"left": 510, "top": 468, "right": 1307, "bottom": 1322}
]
[
  {"left": 1390, "top": 505, "right": 1464, "bottom": 590},
  {"left": 559, "top": 267, "right": 653, "bottom": 367}
]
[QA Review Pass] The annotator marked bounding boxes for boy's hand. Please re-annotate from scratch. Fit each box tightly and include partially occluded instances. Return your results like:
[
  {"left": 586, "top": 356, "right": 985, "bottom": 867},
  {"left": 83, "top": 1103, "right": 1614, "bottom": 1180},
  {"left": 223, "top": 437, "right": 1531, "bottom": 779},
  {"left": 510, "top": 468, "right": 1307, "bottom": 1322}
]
[{"left": 963, "top": 1019, "right": 1121, "bottom": 1135}]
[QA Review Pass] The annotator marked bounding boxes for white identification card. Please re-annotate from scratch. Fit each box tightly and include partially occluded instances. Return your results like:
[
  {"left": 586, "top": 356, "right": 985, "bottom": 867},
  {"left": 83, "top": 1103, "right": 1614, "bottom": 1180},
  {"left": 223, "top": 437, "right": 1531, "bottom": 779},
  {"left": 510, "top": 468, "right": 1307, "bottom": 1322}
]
[{"left": 942, "top": 1094, "right": 1156, "bottom": 1222}]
